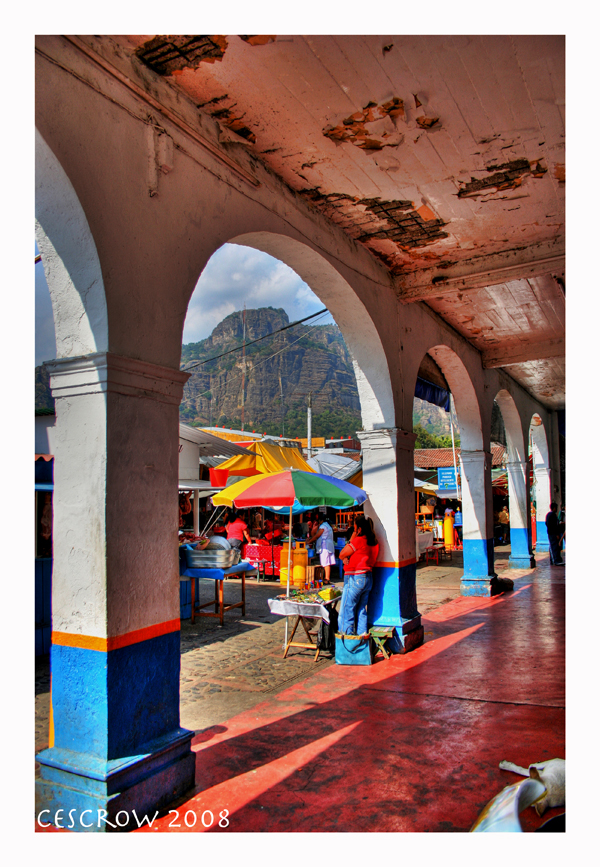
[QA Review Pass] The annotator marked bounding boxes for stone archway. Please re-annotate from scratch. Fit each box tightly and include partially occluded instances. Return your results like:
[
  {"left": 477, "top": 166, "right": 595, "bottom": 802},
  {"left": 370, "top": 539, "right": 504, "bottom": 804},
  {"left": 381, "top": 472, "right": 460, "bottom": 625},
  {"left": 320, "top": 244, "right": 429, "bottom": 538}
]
[
  {"left": 201, "top": 233, "right": 419, "bottom": 644},
  {"left": 35, "top": 129, "right": 196, "bottom": 828},
  {"left": 35, "top": 129, "right": 108, "bottom": 358},
  {"left": 494, "top": 389, "right": 535, "bottom": 569},
  {"left": 227, "top": 233, "right": 395, "bottom": 432},
  {"left": 419, "top": 345, "right": 500, "bottom": 596},
  {"left": 530, "top": 414, "right": 552, "bottom": 552}
]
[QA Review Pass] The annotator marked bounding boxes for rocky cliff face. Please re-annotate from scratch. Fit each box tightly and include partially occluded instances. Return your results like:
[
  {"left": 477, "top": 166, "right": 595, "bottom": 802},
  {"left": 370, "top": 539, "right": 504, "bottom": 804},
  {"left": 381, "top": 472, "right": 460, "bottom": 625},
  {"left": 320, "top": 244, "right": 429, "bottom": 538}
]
[
  {"left": 412, "top": 397, "right": 452, "bottom": 438},
  {"left": 35, "top": 306, "right": 459, "bottom": 441},
  {"left": 180, "top": 307, "right": 362, "bottom": 437}
]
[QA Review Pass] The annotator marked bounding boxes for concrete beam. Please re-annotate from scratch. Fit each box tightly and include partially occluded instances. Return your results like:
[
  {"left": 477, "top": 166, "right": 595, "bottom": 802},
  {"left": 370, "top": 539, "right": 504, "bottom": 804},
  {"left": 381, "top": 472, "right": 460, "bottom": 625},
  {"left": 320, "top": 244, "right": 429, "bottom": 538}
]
[
  {"left": 393, "top": 241, "right": 565, "bottom": 303},
  {"left": 482, "top": 338, "right": 565, "bottom": 369}
]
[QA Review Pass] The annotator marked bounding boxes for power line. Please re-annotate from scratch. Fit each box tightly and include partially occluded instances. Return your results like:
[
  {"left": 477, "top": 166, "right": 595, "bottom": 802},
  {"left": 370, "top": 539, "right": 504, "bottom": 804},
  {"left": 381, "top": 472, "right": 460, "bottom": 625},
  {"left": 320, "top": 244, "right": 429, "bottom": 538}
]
[
  {"left": 179, "top": 311, "right": 330, "bottom": 409},
  {"left": 182, "top": 307, "right": 328, "bottom": 370}
]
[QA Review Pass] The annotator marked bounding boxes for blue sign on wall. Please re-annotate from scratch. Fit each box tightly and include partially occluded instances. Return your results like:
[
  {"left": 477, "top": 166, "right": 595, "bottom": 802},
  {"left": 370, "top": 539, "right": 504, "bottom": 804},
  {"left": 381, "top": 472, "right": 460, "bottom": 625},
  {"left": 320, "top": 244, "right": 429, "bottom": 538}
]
[{"left": 437, "top": 467, "right": 457, "bottom": 489}]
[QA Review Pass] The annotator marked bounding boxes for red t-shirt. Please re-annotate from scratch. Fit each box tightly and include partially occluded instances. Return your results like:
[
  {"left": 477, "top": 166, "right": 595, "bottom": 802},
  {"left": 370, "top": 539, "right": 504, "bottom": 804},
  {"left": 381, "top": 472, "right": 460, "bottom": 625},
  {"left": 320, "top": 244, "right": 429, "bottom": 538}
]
[
  {"left": 345, "top": 535, "right": 378, "bottom": 574},
  {"left": 226, "top": 518, "right": 248, "bottom": 542}
]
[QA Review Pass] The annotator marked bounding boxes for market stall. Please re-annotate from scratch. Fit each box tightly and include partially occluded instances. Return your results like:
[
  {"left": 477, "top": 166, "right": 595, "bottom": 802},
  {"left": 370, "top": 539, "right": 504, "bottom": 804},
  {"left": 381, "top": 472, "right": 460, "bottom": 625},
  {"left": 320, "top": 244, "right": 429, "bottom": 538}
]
[
  {"left": 213, "top": 468, "right": 367, "bottom": 652},
  {"left": 268, "top": 589, "right": 341, "bottom": 660}
]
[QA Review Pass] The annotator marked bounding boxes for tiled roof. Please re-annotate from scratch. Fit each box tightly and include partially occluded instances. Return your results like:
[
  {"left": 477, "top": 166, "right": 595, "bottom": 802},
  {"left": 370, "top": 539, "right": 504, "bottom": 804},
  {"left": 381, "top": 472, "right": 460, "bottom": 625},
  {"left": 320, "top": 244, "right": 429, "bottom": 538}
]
[{"left": 414, "top": 446, "right": 506, "bottom": 469}]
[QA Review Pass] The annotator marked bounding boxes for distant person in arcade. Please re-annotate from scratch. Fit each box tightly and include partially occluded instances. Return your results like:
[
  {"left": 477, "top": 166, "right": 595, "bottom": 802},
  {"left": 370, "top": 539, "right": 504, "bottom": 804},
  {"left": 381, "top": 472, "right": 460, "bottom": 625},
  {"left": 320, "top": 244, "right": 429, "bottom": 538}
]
[{"left": 545, "top": 502, "right": 564, "bottom": 566}]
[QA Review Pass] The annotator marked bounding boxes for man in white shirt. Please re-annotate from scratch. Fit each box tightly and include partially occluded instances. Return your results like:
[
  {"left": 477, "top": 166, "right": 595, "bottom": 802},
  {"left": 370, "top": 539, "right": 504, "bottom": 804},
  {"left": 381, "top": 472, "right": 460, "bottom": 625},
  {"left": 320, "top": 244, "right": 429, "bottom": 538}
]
[{"left": 307, "top": 513, "right": 336, "bottom": 583}]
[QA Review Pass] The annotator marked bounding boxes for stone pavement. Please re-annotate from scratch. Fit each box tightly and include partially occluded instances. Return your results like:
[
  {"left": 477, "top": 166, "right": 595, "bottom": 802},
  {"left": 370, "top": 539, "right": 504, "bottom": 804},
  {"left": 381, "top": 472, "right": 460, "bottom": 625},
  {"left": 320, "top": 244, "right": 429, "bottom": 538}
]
[{"left": 35, "top": 543, "right": 532, "bottom": 769}]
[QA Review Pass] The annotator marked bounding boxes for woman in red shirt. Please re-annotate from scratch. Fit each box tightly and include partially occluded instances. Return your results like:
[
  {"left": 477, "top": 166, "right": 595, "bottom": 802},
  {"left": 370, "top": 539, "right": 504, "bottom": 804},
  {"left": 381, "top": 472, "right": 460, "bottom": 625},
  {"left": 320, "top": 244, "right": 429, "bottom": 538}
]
[
  {"left": 338, "top": 515, "right": 379, "bottom": 636},
  {"left": 225, "top": 510, "right": 251, "bottom": 549}
]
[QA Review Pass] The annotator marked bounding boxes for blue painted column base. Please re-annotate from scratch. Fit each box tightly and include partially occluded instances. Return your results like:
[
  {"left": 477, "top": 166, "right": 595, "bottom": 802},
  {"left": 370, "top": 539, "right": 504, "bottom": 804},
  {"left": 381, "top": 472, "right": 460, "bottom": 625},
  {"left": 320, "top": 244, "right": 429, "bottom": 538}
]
[
  {"left": 367, "top": 562, "right": 423, "bottom": 653},
  {"left": 509, "top": 555, "right": 536, "bottom": 569},
  {"left": 36, "top": 728, "right": 195, "bottom": 832},
  {"left": 536, "top": 521, "right": 550, "bottom": 551},
  {"left": 392, "top": 616, "right": 424, "bottom": 653},
  {"left": 508, "top": 527, "right": 535, "bottom": 569},
  {"left": 460, "top": 575, "right": 514, "bottom": 597},
  {"left": 460, "top": 538, "right": 514, "bottom": 596}
]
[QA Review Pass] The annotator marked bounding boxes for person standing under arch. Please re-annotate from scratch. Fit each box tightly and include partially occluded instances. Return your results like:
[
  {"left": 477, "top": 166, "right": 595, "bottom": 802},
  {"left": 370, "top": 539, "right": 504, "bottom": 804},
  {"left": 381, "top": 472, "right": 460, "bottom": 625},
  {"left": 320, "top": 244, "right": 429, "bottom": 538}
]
[
  {"left": 307, "top": 512, "right": 336, "bottom": 583},
  {"left": 545, "top": 502, "right": 564, "bottom": 566},
  {"left": 338, "top": 515, "right": 379, "bottom": 636}
]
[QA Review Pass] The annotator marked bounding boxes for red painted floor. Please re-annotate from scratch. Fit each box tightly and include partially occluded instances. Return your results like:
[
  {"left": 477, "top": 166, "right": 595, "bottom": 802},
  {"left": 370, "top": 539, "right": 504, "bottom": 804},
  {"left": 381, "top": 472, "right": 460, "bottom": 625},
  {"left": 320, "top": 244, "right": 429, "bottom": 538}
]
[{"left": 138, "top": 563, "right": 565, "bottom": 833}]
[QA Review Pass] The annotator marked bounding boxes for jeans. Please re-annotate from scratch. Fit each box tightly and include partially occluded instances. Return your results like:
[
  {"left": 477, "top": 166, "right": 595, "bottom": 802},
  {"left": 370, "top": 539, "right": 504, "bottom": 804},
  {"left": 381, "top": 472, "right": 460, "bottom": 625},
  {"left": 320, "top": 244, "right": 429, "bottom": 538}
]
[
  {"left": 339, "top": 571, "right": 373, "bottom": 636},
  {"left": 548, "top": 533, "right": 563, "bottom": 564}
]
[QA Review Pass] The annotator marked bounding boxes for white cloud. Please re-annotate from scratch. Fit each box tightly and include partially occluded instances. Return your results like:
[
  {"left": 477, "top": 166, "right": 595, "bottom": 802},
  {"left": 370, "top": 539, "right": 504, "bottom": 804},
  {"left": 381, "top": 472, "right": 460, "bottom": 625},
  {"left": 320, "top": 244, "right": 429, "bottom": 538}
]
[{"left": 182, "top": 244, "right": 334, "bottom": 344}]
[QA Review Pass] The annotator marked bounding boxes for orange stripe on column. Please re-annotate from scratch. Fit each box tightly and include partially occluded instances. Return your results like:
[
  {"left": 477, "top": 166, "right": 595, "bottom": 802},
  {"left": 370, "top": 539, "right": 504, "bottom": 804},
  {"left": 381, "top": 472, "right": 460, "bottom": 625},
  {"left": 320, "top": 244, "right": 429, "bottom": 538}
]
[
  {"left": 375, "top": 559, "right": 417, "bottom": 569},
  {"left": 51, "top": 619, "right": 180, "bottom": 652}
]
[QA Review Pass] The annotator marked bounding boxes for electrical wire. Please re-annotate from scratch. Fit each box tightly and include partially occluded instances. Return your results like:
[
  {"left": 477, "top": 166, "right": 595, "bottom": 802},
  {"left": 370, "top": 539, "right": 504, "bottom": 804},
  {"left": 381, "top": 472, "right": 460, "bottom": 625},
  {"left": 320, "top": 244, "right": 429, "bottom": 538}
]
[
  {"left": 182, "top": 307, "right": 328, "bottom": 371},
  {"left": 179, "top": 311, "right": 331, "bottom": 409}
]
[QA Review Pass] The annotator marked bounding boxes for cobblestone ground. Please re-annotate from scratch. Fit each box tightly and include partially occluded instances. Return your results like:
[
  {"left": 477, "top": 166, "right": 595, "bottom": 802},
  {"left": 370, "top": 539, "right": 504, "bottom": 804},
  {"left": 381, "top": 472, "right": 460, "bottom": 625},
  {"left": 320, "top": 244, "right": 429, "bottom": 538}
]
[{"left": 35, "top": 545, "right": 529, "bottom": 773}]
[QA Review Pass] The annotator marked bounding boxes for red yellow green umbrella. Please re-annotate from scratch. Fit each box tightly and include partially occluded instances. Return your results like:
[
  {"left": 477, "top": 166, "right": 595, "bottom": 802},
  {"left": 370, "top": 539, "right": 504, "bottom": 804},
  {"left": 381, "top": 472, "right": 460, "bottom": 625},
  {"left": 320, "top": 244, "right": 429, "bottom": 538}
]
[{"left": 212, "top": 469, "right": 367, "bottom": 627}]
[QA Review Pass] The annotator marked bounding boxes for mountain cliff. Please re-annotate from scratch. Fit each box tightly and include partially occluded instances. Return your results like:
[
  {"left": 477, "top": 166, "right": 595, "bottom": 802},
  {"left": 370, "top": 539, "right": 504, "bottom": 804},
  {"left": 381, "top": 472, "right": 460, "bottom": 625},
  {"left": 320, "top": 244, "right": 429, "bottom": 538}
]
[
  {"left": 34, "top": 306, "right": 459, "bottom": 442},
  {"left": 180, "top": 307, "right": 362, "bottom": 437}
]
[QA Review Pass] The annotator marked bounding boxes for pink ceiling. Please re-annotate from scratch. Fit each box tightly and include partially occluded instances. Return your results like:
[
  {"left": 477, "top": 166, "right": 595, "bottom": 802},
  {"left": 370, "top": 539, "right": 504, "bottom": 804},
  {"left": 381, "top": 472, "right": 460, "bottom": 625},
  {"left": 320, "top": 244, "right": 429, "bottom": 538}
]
[{"left": 116, "top": 34, "right": 565, "bottom": 410}]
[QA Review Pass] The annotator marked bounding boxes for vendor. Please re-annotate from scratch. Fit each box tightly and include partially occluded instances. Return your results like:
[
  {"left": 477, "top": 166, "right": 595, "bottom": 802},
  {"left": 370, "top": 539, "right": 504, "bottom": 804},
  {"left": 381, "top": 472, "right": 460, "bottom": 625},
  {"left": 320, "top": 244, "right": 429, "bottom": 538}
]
[
  {"left": 453, "top": 506, "right": 463, "bottom": 542},
  {"left": 179, "top": 491, "right": 192, "bottom": 528},
  {"left": 307, "top": 513, "right": 336, "bottom": 583},
  {"left": 338, "top": 516, "right": 379, "bottom": 636},
  {"left": 224, "top": 509, "right": 252, "bottom": 549},
  {"left": 498, "top": 505, "right": 510, "bottom": 544}
]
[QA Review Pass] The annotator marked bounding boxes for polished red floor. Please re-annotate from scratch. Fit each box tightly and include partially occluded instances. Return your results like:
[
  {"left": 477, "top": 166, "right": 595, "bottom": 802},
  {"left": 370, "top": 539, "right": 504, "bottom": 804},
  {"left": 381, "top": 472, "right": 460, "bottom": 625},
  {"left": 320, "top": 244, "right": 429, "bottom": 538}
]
[{"left": 139, "top": 560, "right": 565, "bottom": 833}]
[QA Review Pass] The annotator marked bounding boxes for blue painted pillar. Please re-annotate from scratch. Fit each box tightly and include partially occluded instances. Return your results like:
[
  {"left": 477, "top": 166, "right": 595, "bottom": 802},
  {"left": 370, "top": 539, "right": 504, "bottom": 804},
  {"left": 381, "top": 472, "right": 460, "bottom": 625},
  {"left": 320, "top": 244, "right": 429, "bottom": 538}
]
[
  {"left": 534, "top": 466, "right": 551, "bottom": 552},
  {"left": 36, "top": 354, "right": 195, "bottom": 832},
  {"left": 460, "top": 449, "right": 511, "bottom": 597},
  {"left": 357, "top": 427, "right": 423, "bottom": 652},
  {"left": 506, "top": 459, "right": 536, "bottom": 569}
]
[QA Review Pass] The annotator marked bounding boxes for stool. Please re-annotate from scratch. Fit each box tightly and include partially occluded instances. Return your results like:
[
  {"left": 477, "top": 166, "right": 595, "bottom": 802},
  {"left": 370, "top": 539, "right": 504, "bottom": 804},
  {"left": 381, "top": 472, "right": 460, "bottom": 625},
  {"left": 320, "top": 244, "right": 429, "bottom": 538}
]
[
  {"left": 425, "top": 545, "right": 442, "bottom": 565},
  {"left": 369, "top": 626, "right": 396, "bottom": 659}
]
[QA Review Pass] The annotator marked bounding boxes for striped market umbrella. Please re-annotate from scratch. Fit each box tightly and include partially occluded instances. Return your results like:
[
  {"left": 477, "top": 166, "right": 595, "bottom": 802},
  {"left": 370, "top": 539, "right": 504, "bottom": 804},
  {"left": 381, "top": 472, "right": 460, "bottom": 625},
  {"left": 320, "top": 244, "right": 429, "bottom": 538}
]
[
  {"left": 213, "top": 469, "right": 367, "bottom": 638},
  {"left": 212, "top": 467, "right": 367, "bottom": 512}
]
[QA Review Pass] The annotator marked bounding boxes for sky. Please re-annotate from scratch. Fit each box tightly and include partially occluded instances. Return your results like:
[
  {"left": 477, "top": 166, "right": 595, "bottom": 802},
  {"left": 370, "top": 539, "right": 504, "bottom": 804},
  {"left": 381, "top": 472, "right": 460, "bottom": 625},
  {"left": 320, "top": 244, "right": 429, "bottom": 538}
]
[{"left": 35, "top": 242, "right": 335, "bottom": 366}]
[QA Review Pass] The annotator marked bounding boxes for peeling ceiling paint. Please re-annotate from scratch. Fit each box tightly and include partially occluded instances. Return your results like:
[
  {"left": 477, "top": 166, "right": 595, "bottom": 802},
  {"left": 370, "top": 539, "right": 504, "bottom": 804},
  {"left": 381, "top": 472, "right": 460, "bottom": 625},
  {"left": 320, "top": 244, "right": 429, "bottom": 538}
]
[{"left": 135, "top": 36, "right": 228, "bottom": 75}]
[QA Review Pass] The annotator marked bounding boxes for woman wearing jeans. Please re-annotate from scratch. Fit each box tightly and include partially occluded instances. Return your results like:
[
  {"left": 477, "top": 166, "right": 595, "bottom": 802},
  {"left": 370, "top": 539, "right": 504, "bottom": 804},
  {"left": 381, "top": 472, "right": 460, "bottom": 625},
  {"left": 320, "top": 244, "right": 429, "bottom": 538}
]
[{"left": 338, "top": 516, "right": 379, "bottom": 636}]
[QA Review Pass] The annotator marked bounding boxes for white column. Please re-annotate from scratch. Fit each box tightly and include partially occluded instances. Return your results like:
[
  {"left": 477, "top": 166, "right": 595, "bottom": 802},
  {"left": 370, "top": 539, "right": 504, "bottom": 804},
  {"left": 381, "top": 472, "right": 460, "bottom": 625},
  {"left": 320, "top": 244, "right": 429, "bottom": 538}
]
[
  {"left": 506, "top": 459, "right": 535, "bottom": 568},
  {"left": 36, "top": 352, "right": 195, "bottom": 830},
  {"left": 459, "top": 449, "right": 511, "bottom": 595},
  {"left": 534, "top": 465, "right": 552, "bottom": 552},
  {"left": 357, "top": 428, "right": 423, "bottom": 651}
]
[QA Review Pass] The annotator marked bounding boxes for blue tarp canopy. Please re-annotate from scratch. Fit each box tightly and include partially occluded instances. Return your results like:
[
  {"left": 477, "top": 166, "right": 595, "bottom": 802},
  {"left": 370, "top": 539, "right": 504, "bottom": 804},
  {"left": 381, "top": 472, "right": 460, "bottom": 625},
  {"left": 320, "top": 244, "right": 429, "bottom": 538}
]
[{"left": 415, "top": 377, "right": 450, "bottom": 411}]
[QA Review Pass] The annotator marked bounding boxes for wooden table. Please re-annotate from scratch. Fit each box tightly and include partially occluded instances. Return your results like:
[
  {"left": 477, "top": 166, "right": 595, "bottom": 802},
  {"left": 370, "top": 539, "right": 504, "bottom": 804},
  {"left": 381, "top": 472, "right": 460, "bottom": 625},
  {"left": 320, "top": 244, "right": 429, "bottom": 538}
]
[
  {"left": 268, "top": 596, "right": 340, "bottom": 661},
  {"left": 180, "top": 562, "right": 258, "bottom": 626}
]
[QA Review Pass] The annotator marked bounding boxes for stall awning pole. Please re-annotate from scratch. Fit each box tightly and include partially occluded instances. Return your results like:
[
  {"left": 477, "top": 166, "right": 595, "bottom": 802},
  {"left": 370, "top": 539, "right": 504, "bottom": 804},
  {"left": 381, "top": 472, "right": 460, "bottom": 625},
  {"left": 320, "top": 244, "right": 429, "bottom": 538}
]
[
  {"left": 284, "top": 503, "right": 293, "bottom": 648},
  {"left": 193, "top": 491, "right": 200, "bottom": 536}
]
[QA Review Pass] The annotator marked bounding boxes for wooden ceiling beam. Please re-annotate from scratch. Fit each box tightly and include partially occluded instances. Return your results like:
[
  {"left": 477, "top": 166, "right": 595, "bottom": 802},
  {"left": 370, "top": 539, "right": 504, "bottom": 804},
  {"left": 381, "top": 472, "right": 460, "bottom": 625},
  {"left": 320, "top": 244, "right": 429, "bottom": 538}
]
[
  {"left": 481, "top": 337, "right": 565, "bottom": 369},
  {"left": 393, "top": 241, "right": 565, "bottom": 303}
]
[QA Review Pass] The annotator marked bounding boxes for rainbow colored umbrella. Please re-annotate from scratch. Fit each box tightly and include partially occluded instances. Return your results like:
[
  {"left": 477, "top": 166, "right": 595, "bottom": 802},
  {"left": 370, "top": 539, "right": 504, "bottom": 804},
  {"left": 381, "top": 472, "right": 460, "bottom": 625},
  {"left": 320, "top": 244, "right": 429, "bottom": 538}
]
[
  {"left": 212, "top": 469, "right": 367, "bottom": 627},
  {"left": 212, "top": 468, "right": 367, "bottom": 512}
]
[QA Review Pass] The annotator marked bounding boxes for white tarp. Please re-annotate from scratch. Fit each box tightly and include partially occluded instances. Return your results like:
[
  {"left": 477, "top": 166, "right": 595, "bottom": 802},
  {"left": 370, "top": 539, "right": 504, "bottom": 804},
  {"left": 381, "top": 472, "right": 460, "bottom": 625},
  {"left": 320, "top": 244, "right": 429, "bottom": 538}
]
[{"left": 307, "top": 451, "right": 361, "bottom": 481}]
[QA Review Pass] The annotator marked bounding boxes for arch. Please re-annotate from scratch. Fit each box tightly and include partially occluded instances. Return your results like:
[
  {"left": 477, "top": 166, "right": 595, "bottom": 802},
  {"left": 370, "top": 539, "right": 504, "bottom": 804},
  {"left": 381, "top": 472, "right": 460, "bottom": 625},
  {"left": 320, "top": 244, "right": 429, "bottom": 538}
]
[
  {"left": 529, "top": 412, "right": 553, "bottom": 554},
  {"left": 224, "top": 232, "right": 396, "bottom": 431},
  {"left": 421, "top": 344, "right": 483, "bottom": 450},
  {"left": 494, "top": 389, "right": 526, "bottom": 461},
  {"left": 530, "top": 413, "right": 550, "bottom": 469},
  {"left": 35, "top": 128, "right": 108, "bottom": 359},
  {"left": 494, "top": 389, "right": 534, "bottom": 568}
]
